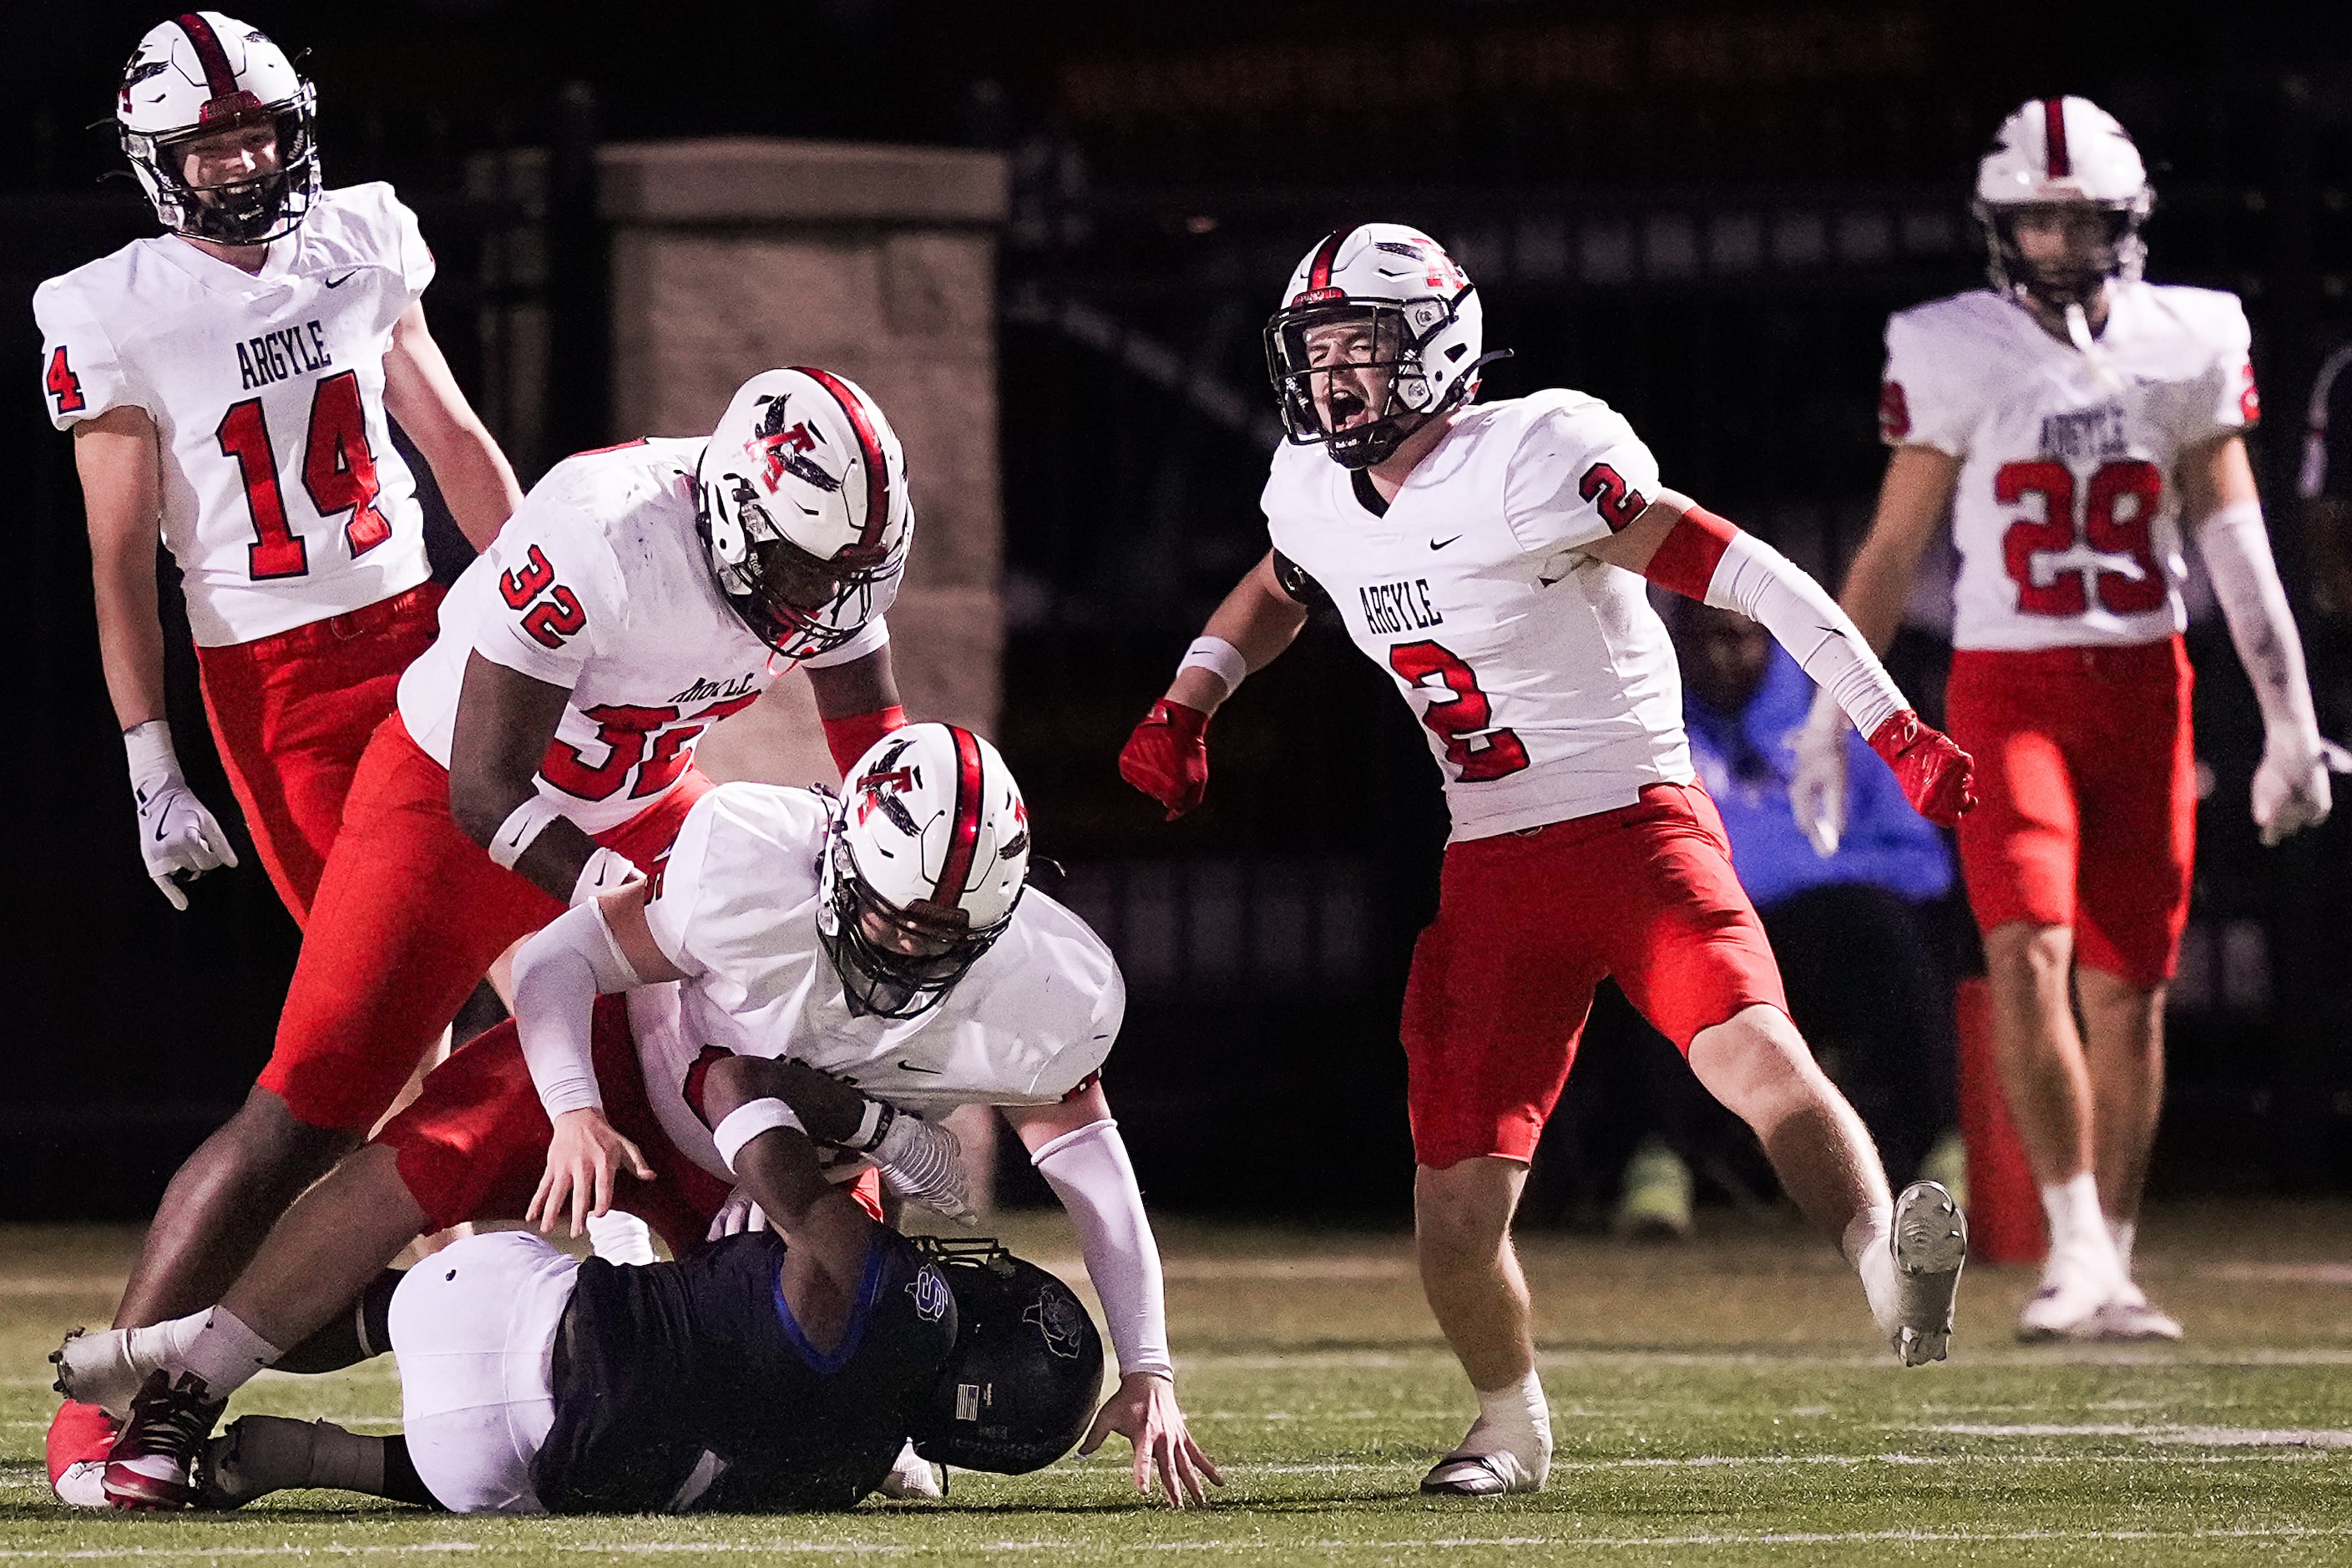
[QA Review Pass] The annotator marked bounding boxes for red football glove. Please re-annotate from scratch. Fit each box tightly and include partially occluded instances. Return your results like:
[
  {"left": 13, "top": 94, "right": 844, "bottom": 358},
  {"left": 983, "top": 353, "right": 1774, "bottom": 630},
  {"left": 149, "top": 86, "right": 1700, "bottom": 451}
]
[
  {"left": 1868, "top": 709, "right": 1976, "bottom": 827},
  {"left": 1120, "top": 699, "right": 1210, "bottom": 820}
]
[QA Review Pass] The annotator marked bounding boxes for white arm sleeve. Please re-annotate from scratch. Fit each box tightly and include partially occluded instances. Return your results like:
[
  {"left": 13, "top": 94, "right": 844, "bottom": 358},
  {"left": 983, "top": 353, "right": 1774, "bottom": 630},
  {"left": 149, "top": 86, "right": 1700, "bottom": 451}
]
[
  {"left": 1668, "top": 493, "right": 1906, "bottom": 739},
  {"left": 2196, "top": 499, "right": 2320, "bottom": 744},
  {"left": 509, "top": 900, "right": 645, "bottom": 1118},
  {"left": 1030, "top": 1119, "right": 1173, "bottom": 1381}
]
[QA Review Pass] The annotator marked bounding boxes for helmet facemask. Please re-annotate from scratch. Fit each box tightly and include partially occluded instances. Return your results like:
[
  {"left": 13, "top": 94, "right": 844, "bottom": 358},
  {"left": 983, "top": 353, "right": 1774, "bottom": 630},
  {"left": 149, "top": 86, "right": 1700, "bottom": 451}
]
[
  {"left": 1975, "top": 199, "right": 2147, "bottom": 312},
  {"left": 815, "top": 820, "right": 1019, "bottom": 1020},
  {"left": 1266, "top": 296, "right": 1465, "bottom": 470},
  {"left": 127, "top": 90, "right": 319, "bottom": 246},
  {"left": 700, "top": 479, "right": 902, "bottom": 660}
]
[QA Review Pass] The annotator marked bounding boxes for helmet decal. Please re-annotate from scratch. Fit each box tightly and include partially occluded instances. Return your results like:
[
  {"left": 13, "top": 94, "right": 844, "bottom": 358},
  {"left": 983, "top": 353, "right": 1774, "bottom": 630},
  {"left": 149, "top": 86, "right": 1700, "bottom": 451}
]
[
  {"left": 174, "top": 13, "right": 248, "bottom": 117},
  {"left": 750, "top": 395, "right": 842, "bottom": 495},
  {"left": 794, "top": 365, "right": 893, "bottom": 563},
  {"left": 933, "top": 726, "right": 987, "bottom": 911},
  {"left": 1298, "top": 225, "right": 1353, "bottom": 302},
  {"left": 2042, "top": 97, "right": 2070, "bottom": 178}
]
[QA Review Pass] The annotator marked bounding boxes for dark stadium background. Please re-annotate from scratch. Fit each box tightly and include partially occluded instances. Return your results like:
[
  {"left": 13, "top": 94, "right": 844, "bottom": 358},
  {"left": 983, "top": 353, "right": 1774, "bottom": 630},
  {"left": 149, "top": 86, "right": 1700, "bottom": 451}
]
[{"left": 5, "top": 1, "right": 2348, "bottom": 1219}]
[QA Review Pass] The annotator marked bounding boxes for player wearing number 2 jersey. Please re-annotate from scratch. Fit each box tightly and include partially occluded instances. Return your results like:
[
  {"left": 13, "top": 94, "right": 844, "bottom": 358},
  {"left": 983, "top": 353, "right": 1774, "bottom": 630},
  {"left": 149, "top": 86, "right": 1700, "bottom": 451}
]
[
  {"left": 35, "top": 14, "right": 523, "bottom": 1507},
  {"left": 1120, "top": 223, "right": 1975, "bottom": 1499},
  {"left": 80, "top": 367, "right": 918, "bottom": 1505},
  {"left": 1798, "top": 99, "right": 2339, "bottom": 1346}
]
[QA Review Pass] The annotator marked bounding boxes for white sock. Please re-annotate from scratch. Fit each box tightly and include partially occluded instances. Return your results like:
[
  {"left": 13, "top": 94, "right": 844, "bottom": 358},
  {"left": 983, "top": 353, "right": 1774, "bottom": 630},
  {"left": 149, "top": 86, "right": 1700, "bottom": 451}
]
[
  {"left": 176, "top": 1308, "right": 282, "bottom": 1399},
  {"left": 124, "top": 1311, "right": 211, "bottom": 1382},
  {"left": 1464, "top": 1370, "right": 1550, "bottom": 1459},
  {"left": 587, "top": 1210, "right": 657, "bottom": 1267},
  {"left": 2039, "top": 1172, "right": 2115, "bottom": 1262},
  {"left": 1842, "top": 1204, "right": 1899, "bottom": 1338},
  {"left": 2109, "top": 1217, "right": 2137, "bottom": 1275}
]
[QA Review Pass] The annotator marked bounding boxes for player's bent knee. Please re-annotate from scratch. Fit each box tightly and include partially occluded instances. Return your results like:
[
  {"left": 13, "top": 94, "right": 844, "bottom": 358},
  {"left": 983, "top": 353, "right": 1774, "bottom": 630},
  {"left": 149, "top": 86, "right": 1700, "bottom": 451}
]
[
  {"left": 1985, "top": 921, "right": 2073, "bottom": 984},
  {"left": 1688, "top": 1005, "right": 1835, "bottom": 1130}
]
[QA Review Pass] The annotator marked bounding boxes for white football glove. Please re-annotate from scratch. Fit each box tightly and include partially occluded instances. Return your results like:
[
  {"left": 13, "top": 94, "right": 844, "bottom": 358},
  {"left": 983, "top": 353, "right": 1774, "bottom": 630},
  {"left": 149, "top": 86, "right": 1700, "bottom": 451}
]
[
  {"left": 2252, "top": 731, "right": 2349, "bottom": 847},
  {"left": 873, "top": 1110, "right": 975, "bottom": 1224},
  {"left": 569, "top": 847, "right": 645, "bottom": 908},
  {"left": 125, "top": 721, "right": 237, "bottom": 911},
  {"left": 1788, "top": 688, "right": 1850, "bottom": 859},
  {"left": 705, "top": 1185, "right": 771, "bottom": 1242}
]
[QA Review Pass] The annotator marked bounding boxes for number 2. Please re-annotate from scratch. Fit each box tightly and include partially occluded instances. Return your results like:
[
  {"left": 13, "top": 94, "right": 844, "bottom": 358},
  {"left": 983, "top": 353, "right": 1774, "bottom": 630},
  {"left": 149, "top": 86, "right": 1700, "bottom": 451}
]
[
  {"left": 1388, "top": 640, "right": 1530, "bottom": 783},
  {"left": 215, "top": 373, "right": 392, "bottom": 581}
]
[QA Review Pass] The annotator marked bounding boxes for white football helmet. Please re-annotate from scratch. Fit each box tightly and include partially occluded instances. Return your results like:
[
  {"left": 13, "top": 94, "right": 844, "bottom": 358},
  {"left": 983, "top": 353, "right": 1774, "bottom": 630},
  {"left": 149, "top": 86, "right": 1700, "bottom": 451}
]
[
  {"left": 117, "top": 13, "right": 319, "bottom": 245},
  {"left": 818, "top": 725, "right": 1030, "bottom": 1019},
  {"left": 1972, "top": 96, "right": 2152, "bottom": 307},
  {"left": 1263, "top": 223, "right": 1502, "bottom": 469},
  {"left": 695, "top": 367, "right": 914, "bottom": 660}
]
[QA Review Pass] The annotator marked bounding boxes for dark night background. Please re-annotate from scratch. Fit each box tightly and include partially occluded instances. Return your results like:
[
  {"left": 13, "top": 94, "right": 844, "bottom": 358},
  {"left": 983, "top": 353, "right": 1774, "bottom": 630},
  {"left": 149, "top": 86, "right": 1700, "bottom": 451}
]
[{"left": 5, "top": 2, "right": 2349, "bottom": 1218}]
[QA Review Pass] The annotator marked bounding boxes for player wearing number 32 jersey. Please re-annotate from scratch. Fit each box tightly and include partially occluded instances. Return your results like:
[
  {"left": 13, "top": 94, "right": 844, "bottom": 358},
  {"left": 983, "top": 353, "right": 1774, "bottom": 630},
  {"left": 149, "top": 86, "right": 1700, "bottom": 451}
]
[
  {"left": 1121, "top": 222, "right": 1975, "bottom": 1500},
  {"left": 1799, "top": 98, "right": 2340, "bottom": 1347},
  {"left": 34, "top": 13, "right": 521, "bottom": 922}
]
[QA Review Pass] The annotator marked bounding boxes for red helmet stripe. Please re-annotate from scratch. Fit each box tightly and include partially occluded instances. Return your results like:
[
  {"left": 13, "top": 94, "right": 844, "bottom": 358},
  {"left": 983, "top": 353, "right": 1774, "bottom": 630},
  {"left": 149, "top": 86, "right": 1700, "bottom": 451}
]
[
  {"left": 1304, "top": 227, "right": 1353, "bottom": 296},
  {"left": 933, "top": 726, "right": 987, "bottom": 909},
  {"left": 2043, "top": 98, "right": 2071, "bottom": 179},
  {"left": 175, "top": 13, "right": 242, "bottom": 104},
  {"left": 791, "top": 366, "right": 891, "bottom": 552}
]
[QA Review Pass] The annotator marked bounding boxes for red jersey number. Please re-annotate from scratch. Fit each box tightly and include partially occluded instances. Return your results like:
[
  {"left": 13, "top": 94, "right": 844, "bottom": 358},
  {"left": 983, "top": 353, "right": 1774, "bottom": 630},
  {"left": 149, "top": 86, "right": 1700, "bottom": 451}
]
[
  {"left": 498, "top": 544, "right": 587, "bottom": 650},
  {"left": 1577, "top": 463, "right": 1649, "bottom": 533},
  {"left": 1388, "top": 640, "right": 1530, "bottom": 783},
  {"left": 45, "top": 346, "right": 86, "bottom": 415},
  {"left": 539, "top": 695, "right": 762, "bottom": 803},
  {"left": 1996, "top": 458, "right": 2166, "bottom": 618},
  {"left": 216, "top": 376, "right": 397, "bottom": 580}
]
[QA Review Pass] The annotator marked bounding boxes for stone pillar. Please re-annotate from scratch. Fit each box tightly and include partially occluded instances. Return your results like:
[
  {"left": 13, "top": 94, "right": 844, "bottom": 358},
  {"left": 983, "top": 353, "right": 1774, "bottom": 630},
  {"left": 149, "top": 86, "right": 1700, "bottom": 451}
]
[{"left": 597, "top": 137, "right": 1009, "bottom": 787}]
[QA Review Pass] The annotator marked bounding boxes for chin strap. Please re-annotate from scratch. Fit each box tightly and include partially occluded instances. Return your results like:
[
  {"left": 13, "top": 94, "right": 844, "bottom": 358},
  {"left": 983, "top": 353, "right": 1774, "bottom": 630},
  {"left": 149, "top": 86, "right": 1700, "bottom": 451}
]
[{"left": 2062, "top": 301, "right": 2127, "bottom": 396}]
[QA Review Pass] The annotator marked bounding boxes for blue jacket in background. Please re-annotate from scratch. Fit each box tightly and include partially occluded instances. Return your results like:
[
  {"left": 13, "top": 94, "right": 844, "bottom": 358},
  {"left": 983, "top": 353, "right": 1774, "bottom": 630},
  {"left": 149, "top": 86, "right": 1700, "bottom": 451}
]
[{"left": 1684, "top": 646, "right": 1954, "bottom": 910}]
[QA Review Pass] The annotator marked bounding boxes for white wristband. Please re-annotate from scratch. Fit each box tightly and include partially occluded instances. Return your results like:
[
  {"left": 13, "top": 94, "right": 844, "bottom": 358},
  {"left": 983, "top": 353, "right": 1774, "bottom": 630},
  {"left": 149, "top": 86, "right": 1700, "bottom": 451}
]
[
  {"left": 569, "top": 847, "right": 643, "bottom": 908},
  {"left": 123, "top": 720, "right": 185, "bottom": 797},
  {"left": 488, "top": 795, "right": 568, "bottom": 870},
  {"left": 711, "top": 1097, "right": 806, "bottom": 1174},
  {"left": 1177, "top": 636, "right": 1249, "bottom": 697}
]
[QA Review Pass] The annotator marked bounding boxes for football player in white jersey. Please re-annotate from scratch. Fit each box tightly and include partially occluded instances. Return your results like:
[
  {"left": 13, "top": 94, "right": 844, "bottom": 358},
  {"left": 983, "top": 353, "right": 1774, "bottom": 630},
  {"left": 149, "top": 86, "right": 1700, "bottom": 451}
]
[
  {"left": 70, "top": 367, "right": 918, "bottom": 1507},
  {"left": 1792, "top": 98, "right": 2341, "bottom": 1343},
  {"left": 1120, "top": 223, "right": 1975, "bottom": 1496},
  {"left": 34, "top": 12, "right": 524, "bottom": 1504},
  {"left": 63, "top": 726, "right": 1222, "bottom": 1510}
]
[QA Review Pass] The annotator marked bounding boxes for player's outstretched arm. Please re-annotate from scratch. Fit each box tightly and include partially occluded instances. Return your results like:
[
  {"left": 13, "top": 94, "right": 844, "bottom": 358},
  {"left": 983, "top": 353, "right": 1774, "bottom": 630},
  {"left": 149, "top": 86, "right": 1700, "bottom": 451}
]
[
  {"left": 449, "top": 650, "right": 635, "bottom": 904},
  {"left": 1588, "top": 489, "right": 1975, "bottom": 831},
  {"left": 77, "top": 407, "right": 240, "bottom": 908},
  {"left": 2185, "top": 433, "right": 2344, "bottom": 842},
  {"left": 383, "top": 303, "right": 523, "bottom": 550},
  {"left": 1004, "top": 1084, "right": 1222, "bottom": 1507},
  {"left": 1120, "top": 551, "right": 1311, "bottom": 820}
]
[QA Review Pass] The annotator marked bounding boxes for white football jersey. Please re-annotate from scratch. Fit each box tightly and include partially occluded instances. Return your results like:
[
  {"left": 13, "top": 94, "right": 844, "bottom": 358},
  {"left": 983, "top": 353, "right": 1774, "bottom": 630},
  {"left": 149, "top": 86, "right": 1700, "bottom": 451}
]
[
  {"left": 1262, "top": 390, "right": 1692, "bottom": 841},
  {"left": 33, "top": 184, "right": 435, "bottom": 646},
  {"left": 626, "top": 781, "right": 1121, "bottom": 1185},
  {"left": 396, "top": 439, "right": 890, "bottom": 834},
  {"left": 1879, "top": 282, "right": 2258, "bottom": 652}
]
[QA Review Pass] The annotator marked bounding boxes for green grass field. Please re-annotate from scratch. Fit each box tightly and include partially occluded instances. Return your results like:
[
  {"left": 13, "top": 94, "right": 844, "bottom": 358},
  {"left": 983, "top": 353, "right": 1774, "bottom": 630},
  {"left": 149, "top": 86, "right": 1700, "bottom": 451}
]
[{"left": 5, "top": 1203, "right": 2350, "bottom": 1565}]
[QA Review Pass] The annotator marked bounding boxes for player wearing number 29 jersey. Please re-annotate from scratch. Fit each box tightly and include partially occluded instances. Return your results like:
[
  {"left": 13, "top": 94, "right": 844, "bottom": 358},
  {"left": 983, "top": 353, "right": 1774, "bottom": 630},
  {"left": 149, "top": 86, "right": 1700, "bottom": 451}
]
[{"left": 1124, "top": 222, "right": 1975, "bottom": 1500}]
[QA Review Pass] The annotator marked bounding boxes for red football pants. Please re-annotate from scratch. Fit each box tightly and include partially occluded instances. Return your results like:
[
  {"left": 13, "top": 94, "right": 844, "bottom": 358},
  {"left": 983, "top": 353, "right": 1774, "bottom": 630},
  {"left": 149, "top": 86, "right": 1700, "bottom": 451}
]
[
  {"left": 258, "top": 714, "right": 711, "bottom": 1131},
  {"left": 193, "top": 583, "right": 443, "bottom": 926},
  {"left": 1945, "top": 637, "right": 2195, "bottom": 989},
  {"left": 1400, "top": 781, "right": 1788, "bottom": 1170}
]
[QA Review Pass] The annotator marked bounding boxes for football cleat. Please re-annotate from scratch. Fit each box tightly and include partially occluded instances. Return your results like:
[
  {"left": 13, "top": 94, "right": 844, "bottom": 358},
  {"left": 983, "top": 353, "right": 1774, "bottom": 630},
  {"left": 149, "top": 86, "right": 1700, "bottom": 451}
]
[
  {"left": 2086, "top": 1284, "right": 2185, "bottom": 1343},
  {"left": 2016, "top": 1239, "right": 2127, "bottom": 1343},
  {"left": 52, "top": 1325, "right": 150, "bottom": 1419},
  {"left": 1611, "top": 1138, "right": 1694, "bottom": 1240},
  {"left": 874, "top": 1438, "right": 945, "bottom": 1500},
  {"left": 1420, "top": 1449, "right": 1545, "bottom": 1497},
  {"left": 104, "top": 1368, "right": 226, "bottom": 1510},
  {"left": 47, "top": 1399, "right": 120, "bottom": 1508},
  {"left": 196, "top": 1414, "right": 316, "bottom": 1510},
  {"left": 1889, "top": 1181, "right": 1968, "bottom": 1366}
]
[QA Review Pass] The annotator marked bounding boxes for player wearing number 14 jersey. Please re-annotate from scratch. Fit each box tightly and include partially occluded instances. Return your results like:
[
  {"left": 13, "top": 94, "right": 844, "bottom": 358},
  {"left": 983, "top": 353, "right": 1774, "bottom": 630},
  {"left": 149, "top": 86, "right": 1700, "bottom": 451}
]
[
  {"left": 1796, "top": 98, "right": 2340, "bottom": 1344},
  {"left": 1120, "top": 223, "right": 1975, "bottom": 1498}
]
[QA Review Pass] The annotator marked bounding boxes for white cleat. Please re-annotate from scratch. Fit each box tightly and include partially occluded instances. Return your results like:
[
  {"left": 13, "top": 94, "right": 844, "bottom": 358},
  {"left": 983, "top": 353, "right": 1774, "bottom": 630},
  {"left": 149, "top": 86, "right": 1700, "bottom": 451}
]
[
  {"left": 874, "top": 1438, "right": 945, "bottom": 1500},
  {"left": 1420, "top": 1448, "right": 1546, "bottom": 1497},
  {"left": 52, "top": 1460, "right": 109, "bottom": 1509},
  {"left": 1889, "top": 1181, "right": 1967, "bottom": 1366},
  {"left": 2086, "top": 1284, "right": 2184, "bottom": 1343},
  {"left": 50, "top": 1328, "right": 153, "bottom": 1420},
  {"left": 2016, "top": 1242, "right": 2127, "bottom": 1342}
]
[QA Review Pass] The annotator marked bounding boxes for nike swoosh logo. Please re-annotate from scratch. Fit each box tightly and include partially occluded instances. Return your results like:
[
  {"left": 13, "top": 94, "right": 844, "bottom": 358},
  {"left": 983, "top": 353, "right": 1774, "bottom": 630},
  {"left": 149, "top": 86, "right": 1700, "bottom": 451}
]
[
  {"left": 897, "top": 1060, "right": 943, "bottom": 1075},
  {"left": 324, "top": 271, "right": 360, "bottom": 288},
  {"left": 1429, "top": 535, "right": 1463, "bottom": 550}
]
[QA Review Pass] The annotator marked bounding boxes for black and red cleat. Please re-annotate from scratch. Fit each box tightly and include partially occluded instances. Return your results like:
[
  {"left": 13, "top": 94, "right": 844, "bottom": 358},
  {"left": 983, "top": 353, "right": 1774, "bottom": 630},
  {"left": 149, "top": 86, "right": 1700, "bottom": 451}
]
[{"left": 103, "top": 1369, "right": 225, "bottom": 1510}]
